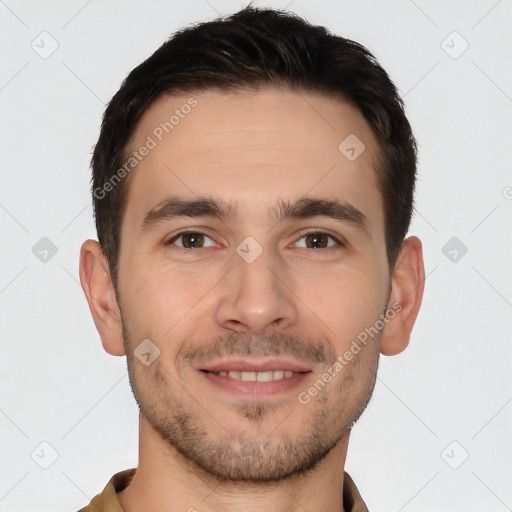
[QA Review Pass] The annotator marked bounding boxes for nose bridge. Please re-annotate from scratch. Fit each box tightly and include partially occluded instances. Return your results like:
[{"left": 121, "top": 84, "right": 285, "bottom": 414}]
[
  {"left": 215, "top": 241, "right": 298, "bottom": 334},
  {"left": 235, "top": 245, "right": 278, "bottom": 293}
]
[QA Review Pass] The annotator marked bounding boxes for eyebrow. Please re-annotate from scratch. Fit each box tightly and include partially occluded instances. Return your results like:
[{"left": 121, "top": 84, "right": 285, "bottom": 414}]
[{"left": 140, "top": 195, "right": 369, "bottom": 234}]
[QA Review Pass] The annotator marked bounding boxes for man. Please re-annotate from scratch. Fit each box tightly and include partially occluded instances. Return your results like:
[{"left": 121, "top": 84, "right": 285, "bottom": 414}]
[{"left": 78, "top": 5, "right": 424, "bottom": 511}]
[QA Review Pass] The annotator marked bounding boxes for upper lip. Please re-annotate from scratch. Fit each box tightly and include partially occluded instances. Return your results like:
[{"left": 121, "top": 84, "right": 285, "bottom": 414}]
[{"left": 199, "top": 357, "right": 312, "bottom": 373}]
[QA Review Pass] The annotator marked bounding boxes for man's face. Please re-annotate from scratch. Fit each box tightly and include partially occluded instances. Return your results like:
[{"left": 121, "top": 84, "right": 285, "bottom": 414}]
[{"left": 116, "top": 89, "right": 391, "bottom": 481}]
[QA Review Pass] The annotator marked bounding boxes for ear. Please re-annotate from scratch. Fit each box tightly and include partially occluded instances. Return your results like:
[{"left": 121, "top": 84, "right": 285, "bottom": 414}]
[
  {"left": 79, "top": 239, "right": 125, "bottom": 356},
  {"left": 380, "top": 236, "right": 425, "bottom": 356}
]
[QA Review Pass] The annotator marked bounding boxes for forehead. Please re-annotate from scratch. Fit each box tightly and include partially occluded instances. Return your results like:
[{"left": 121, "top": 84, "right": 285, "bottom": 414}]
[{"left": 123, "top": 88, "right": 382, "bottom": 228}]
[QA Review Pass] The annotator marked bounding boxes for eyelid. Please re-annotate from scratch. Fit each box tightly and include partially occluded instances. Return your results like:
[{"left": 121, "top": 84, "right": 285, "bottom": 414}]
[
  {"left": 292, "top": 229, "right": 346, "bottom": 248},
  {"left": 165, "top": 229, "right": 219, "bottom": 248}
]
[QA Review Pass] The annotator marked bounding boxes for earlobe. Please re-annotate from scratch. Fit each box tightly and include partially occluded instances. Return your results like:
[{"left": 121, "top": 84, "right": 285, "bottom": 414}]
[
  {"left": 79, "top": 239, "right": 126, "bottom": 356},
  {"left": 380, "top": 236, "right": 425, "bottom": 356}
]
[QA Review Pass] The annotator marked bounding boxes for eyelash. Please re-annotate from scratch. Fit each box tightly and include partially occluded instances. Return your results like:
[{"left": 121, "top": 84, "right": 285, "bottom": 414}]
[{"left": 165, "top": 230, "right": 345, "bottom": 250}]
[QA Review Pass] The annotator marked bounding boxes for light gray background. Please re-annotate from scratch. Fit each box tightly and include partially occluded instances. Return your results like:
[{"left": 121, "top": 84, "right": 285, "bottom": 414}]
[{"left": 1, "top": 1, "right": 511, "bottom": 511}]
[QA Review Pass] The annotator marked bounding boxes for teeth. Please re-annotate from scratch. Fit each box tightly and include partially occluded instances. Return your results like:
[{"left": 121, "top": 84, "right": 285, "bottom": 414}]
[
  {"left": 215, "top": 370, "right": 296, "bottom": 381},
  {"left": 256, "top": 371, "right": 273, "bottom": 382}
]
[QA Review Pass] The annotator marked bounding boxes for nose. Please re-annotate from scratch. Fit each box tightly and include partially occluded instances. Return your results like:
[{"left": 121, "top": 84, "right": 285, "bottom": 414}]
[{"left": 214, "top": 248, "right": 299, "bottom": 336}]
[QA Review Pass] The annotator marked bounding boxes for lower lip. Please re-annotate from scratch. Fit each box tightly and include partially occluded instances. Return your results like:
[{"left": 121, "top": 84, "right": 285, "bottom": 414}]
[{"left": 200, "top": 370, "right": 311, "bottom": 397}]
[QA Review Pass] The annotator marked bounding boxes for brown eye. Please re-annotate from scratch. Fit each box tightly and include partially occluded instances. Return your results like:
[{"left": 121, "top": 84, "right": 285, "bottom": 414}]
[
  {"left": 167, "top": 231, "right": 217, "bottom": 249},
  {"left": 293, "top": 232, "right": 342, "bottom": 249},
  {"left": 305, "top": 233, "right": 329, "bottom": 249},
  {"left": 181, "top": 233, "right": 204, "bottom": 248}
]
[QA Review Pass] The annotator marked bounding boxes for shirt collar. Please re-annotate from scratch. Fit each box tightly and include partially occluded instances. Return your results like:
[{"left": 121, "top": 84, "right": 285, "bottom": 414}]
[{"left": 80, "top": 468, "right": 368, "bottom": 512}]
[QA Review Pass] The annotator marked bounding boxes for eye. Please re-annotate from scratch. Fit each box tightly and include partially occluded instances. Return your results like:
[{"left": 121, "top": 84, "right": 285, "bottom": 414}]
[
  {"left": 166, "top": 231, "right": 217, "bottom": 249},
  {"left": 293, "top": 231, "right": 343, "bottom": 249}
]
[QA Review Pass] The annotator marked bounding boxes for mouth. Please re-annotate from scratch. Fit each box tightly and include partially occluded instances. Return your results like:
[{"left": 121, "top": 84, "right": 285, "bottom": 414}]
[
  {"left": 198, "top": 358, "right": 313, "bottom": 397},
  {"left": 205, "top": 369, "right": 299, "bottom": 381}
]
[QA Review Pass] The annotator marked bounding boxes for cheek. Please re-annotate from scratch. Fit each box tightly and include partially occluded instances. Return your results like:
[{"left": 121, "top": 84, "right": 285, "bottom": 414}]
[
  {"left": 292, "top": 266, "right": 388, "bottom": 349},
  {"left": 119, "top": 257, "right": 220, "bottom": 343}
]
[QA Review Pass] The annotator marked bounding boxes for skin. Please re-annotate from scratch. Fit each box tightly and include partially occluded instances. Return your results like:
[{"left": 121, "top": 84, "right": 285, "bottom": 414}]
[{"left": 80, "top": 89, "right": 425, "bottom": 512}]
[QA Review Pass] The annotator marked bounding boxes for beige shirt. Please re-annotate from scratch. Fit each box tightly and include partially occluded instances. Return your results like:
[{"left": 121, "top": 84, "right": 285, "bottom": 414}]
[{"left": 77, "top": 468, "right": 369, "bottom": 511}]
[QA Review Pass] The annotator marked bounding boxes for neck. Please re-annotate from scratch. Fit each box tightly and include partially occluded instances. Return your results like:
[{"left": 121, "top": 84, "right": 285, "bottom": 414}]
[{"left": 118, "top": 415, "right": 350, "bottom": 512}]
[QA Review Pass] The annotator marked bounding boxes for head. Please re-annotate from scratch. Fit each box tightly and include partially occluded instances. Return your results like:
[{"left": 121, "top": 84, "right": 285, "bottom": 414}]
[{"left": 80, "top": 6, "right": 424, "bottom": 483}]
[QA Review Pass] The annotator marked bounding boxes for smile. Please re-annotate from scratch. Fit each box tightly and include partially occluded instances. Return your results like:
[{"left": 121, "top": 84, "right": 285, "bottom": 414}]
[{"left": 207, "top": 370, "right": 298, "bottom": 381}]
